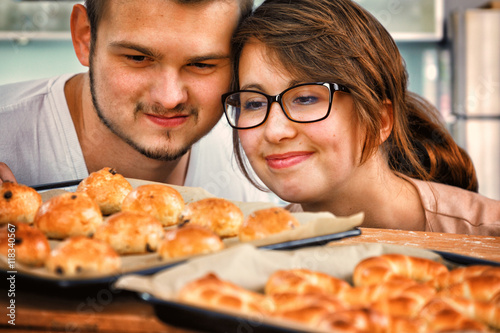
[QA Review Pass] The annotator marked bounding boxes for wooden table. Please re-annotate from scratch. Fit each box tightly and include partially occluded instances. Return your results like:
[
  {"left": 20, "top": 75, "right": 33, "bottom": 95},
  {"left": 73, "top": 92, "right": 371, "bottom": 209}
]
[{"left": 1, "top": 228, "right": 499, "bottom": 332}]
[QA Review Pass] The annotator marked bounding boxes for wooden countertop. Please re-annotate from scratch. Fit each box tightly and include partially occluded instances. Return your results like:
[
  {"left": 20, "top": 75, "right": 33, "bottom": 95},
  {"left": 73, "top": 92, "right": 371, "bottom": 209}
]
[{"left": 1, "top": 228, "right": 499, "bottom": 332}]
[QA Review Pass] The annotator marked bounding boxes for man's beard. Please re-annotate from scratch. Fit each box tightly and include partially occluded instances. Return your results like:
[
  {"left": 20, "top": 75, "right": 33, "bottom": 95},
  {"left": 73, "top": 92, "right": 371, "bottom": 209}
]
[{"left": 88, "top": 64, "right": 196, "bottom": 162}]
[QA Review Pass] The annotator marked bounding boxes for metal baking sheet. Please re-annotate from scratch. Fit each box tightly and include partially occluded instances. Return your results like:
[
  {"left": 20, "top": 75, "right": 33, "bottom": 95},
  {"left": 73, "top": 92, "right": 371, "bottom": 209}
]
[{"left": 0, "top": 228, "right": 362, "bottom": 289}]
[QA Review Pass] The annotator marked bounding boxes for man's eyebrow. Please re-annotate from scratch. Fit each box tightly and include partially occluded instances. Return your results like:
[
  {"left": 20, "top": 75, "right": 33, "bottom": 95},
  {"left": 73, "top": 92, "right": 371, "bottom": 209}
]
[
  {"left": 109, "top": 41, "right": 161, "bottom": 59},
  {"left": 186, "top": 54, "right": 230, "bottom": 63}
]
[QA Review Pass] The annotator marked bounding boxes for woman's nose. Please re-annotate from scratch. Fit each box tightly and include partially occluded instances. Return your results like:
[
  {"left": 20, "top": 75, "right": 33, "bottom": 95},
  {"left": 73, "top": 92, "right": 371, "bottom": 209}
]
[{"left": 262, "top": 102, "right": 297, "bottom": 143}]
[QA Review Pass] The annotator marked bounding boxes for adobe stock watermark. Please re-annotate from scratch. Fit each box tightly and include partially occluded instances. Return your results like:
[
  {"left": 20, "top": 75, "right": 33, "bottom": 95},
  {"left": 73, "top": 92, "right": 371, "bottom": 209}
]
[{"left": 5, "top": 223, "right": 17, "bottom": 326}]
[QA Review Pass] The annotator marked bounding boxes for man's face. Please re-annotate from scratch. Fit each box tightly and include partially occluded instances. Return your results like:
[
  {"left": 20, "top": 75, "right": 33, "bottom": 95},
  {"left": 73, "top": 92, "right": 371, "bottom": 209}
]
[{"left": 88, "top": 0, "right": 240, "bottom": 161}]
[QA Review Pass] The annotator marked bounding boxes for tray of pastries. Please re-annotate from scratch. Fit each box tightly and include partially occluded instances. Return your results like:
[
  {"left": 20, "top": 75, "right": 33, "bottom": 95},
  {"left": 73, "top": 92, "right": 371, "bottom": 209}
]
[
  {"left": 115, "top": 243, "right": 500, "bottom": 333},
  {"left": 0, "top": 167, "right": 363, "bottom": 287}
]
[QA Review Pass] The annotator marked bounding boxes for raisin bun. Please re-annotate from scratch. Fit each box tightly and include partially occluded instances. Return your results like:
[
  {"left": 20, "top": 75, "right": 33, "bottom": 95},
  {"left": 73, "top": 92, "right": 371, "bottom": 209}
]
[
  {"left": 158, "top": 223, "right": 224, "bottom": 260},
  {"left": 0, "top": 222, "right": 50, "bottom": 267},
  {"left": 239, "top": 207, "right": 300, "bottom": 242},
  {"left": 34, "top": 192, "right": 103, "bottom": 239},
  {"left": 178, "top": 198, "right": 244, "bottom": 238},
  {"left": 0, "top": 181, "right": 42, "bottom": 224},
  {"left": 45, "top": 236, "right": 121, "bottom": 276},
  {"left": 94, "top": 211, "right": 165, "bottom": 254},
  {"left": 121, "top": 184, "right": 185, "bottom": 227},
  {"left": 76, "top": 167, "right": 133, "bottom": 215}
]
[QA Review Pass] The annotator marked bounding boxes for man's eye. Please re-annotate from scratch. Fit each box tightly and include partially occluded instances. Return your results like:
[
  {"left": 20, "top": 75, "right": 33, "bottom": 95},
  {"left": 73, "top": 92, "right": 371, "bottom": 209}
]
[
  {"left": 125, "top": 55, "right": 148, "bottom": 62},
  {"left": 188, "top": 63, "right": 215, "bottom": 69}
]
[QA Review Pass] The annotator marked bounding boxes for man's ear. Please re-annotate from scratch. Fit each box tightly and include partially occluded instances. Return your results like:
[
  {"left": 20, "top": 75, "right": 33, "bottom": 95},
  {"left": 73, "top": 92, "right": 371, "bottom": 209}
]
[
  {"left": 71, "top": 4, "right": 91, "bottom": 67},
  {"left": 380, "top": 100, "right": 394, "bottom": 144}
]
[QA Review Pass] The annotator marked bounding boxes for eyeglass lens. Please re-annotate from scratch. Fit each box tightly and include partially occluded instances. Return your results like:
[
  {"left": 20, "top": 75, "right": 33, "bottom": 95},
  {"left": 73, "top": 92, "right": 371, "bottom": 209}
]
[{"left": 225, "top": 84, "right": 331, "bottom": 129}]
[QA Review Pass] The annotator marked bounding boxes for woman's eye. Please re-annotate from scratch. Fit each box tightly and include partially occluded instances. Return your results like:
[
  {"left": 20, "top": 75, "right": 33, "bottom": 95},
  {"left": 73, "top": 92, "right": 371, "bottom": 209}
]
[
  {"left": 243, "top": 100, "right": 266, "bottom": 111},
  {"left": 294, "top": 95, "right": 319, "bottom": 105}
]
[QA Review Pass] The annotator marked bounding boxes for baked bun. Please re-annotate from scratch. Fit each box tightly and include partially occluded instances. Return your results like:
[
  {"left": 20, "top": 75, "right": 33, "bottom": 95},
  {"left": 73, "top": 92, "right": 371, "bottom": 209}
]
[
  {"left": 178, "top": 198, "right": 243, "bottom": 238},
  {"left": 238, "top": 207, "right": 300, "bottom": 242},
  {"left": 158, "top": 223, "right": 224, "bottom": 260},
  {"left": 0, "top": 181, "right": 42, "bottom": 224},
  {"left": 121, "top": 184, "right": 185, "bottom": 227},
  {"left": 93, "top": 211, "right": 164, "bottom": 254},
  {"left": 34, "top": 192, "right": 103, "bottom": 239},
  {"left": 45, "top": 236, "right": 121, "bottom": 276},
  {"left": 76, "top": 167, "right": 133, "bottom": 215},
  {"left": 0, "top": 222, "right": 50, "bottom": 267}
]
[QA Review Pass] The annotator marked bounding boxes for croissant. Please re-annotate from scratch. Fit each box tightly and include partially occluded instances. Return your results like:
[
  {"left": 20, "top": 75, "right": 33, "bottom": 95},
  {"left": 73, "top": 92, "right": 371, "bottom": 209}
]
[
  {"left": 419, "top": 298, "right": 488, "bottom": 332},
  {"left": 268, "top": 292, "right": 346, "bottom": 326},
  {"left": 437, "top": 275, "right": 500, "bottom": 303},
  {"left": 317, "top": 308, "right": 427, "bottom": 333},
  {"left": 353, "top": 254, "right": 448, "bottom": 287},
  {"left": 438, "top": 296, "right": 500, "bottom": 330},
  {"left": 177, "top": 273, "right": 269, "bottom": 316},
  {"left": 429, "top": 265, "right": 500, "bottom": 290},
  {"left": 265, "top": 268, "right": 350, "bottom": 296}
]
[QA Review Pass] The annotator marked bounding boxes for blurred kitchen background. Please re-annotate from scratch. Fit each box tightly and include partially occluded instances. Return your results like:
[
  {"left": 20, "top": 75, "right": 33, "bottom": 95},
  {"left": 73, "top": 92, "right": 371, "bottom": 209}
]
[{"left": 0, "top": 0, "right": 499, "bottom": 200}]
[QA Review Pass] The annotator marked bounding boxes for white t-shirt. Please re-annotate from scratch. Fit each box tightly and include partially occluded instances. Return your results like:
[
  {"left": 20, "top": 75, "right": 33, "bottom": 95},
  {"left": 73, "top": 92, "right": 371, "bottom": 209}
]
[{"left": 0, "top": 74, "right": 275, "bottom": 203}]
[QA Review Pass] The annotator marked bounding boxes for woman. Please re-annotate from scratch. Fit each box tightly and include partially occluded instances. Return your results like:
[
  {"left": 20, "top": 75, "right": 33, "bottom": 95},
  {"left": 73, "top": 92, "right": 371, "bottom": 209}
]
[{"left": 223, "top": 0, "right": 500, "bottom": 235}]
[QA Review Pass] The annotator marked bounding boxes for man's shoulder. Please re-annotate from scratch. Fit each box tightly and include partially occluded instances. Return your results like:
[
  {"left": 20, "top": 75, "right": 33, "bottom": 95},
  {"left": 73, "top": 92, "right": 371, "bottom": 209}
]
[{"left": 0, "top": 74, "right": 74, "bottom": 109}]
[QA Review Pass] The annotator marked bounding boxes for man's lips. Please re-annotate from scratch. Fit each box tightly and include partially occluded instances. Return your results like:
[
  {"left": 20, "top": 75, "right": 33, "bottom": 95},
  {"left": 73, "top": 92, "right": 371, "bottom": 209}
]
[
  {"left": 265, "top": 152, "right": 313, "bottom": 169},
  {"left": 145, "top": 113, "right": 189, "bottom": 127}
]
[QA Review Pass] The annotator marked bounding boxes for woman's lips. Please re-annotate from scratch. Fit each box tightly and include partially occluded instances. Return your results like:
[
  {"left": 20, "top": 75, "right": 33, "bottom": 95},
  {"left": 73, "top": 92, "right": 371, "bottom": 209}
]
[
  {"left": 146, "top": 113, "right": 189, "bottom": 128},
  {"left": 265, "top": 152, "right": 313, "bottom": 169}
]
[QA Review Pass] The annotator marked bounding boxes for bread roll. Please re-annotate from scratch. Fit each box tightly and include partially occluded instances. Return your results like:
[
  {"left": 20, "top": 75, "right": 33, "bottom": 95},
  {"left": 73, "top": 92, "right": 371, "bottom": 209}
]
[
  {"left": 76, "top": 167, "right": 133, "bottom": 215},
  {"left": 0, "top": 181, "right": 42, "bottom": 224},
  {"left": 178, "top": 198, "right": 243, "bottom": 238},
  {"left": 158, "top": 224, "right": 224, "bottom": 260},
  {"left": 45, "top": 236, "right": 121, "bottom": 276},
  {"left": 238, "top": 207, "right": 300, "bottom": 242},
  {"left": 121, "top": 184, "right": 184, "bottom": 227},
  {"left": 93, "top": 211, "right": 164, "bottom": 254},
  {"left": 353, "top": 254, "right": 448, "bottom": 287},
  {"left": 34, "top": 192, "right": 103, "bottom": 239},
  {"left": 0, "top": 222, "right": 50, "bottom": 267}
]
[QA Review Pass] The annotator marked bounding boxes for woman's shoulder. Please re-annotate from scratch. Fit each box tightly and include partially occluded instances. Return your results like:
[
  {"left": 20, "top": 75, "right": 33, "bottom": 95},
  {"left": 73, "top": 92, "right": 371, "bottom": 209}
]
[{"left": 406, "top": 176, "right": 500, "bottom": 236}]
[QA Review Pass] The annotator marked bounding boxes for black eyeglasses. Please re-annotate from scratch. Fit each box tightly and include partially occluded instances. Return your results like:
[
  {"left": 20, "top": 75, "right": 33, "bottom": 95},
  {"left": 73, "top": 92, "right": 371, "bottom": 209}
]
[{"left": 222, "top": 82, "right": 349, "bottom": 130}]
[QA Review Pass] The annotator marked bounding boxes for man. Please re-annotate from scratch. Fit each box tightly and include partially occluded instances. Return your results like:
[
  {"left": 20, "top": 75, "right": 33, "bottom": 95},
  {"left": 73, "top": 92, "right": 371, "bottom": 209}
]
[{"left": 0, "top": 0, "right": 272, "bottom": 202}]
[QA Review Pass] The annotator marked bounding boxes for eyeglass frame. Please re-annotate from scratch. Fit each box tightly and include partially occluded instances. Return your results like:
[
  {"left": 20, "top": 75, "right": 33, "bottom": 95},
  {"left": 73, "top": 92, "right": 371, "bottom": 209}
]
[{"left": 222, "top": 82, "right": 349, "bottom": 130}]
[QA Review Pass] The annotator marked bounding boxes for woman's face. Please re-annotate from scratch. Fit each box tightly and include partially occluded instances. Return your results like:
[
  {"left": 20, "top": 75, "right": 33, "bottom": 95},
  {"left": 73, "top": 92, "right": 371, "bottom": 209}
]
[{"left": 237, "top": 41, "right": 365, "bottom": 205}]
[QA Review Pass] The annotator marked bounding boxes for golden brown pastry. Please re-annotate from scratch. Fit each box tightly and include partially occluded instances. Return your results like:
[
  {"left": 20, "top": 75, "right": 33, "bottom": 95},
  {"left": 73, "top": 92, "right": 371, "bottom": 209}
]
[
  {"left": 76, "top": 167, "right": 133, "bottom": 215},
  {"left": 121, "top": 184, "right": 185, "bottom": 227},
  {"left": 34, "top": 192, "right": 103, "bottom": 239},
  {"left": 0, "top": 181, "right": 42, "bottom": 224},
  {"left": 178, "top": 272, "right": 269, "bottom": 316},
  {"left": 178, "top": 198, "right": 243, "bottom": 238},
  {"left": 265, "top": 268, "right": 350, "bottom": 296},
  {"left": 317, "top": 308, "right": 428, "bottom": 333},
  {"left": 45, "top": 236, "right": 121, "bottom": 276},
  {"left": 420, "top": 298, "right": 488, "bottom": 332},
  {"left": 0, "top": 222, "right": 50, "bottom": 267},
  {"left": 429, "top": 265, "right": 500, "bottom": 290},
  {"left": 238, "top": 206, "right": 300, "bottom": 242},
  {"left": 352, "top": 254, "right": 448, "bottom": 287},
  {"left": 93, "top": 211, "right": 165, "bottom": 254},
  {"left": 157, "top": 223, "right": 224, "bottom": 260},
  {"left": 269, "top": 292, "right": 346, "bottom": 326}
]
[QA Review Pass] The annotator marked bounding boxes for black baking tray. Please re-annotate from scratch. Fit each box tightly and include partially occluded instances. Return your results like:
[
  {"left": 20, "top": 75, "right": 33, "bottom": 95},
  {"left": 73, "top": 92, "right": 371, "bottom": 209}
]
[
  {"left": 0, "top": 228, "right": 362, "bottom": 289},
  {"left": 140, "top": 292, "right": 311, "bottom": 333},
  {"left": 137, "top": 249, "right": 500, "bottom": 333}
]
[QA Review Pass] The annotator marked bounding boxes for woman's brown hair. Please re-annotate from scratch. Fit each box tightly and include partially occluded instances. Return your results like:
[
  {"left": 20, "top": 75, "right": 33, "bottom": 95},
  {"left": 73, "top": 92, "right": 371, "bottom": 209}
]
[{"left": 230, "top": 0, "right": 478, "bottom": 192}]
